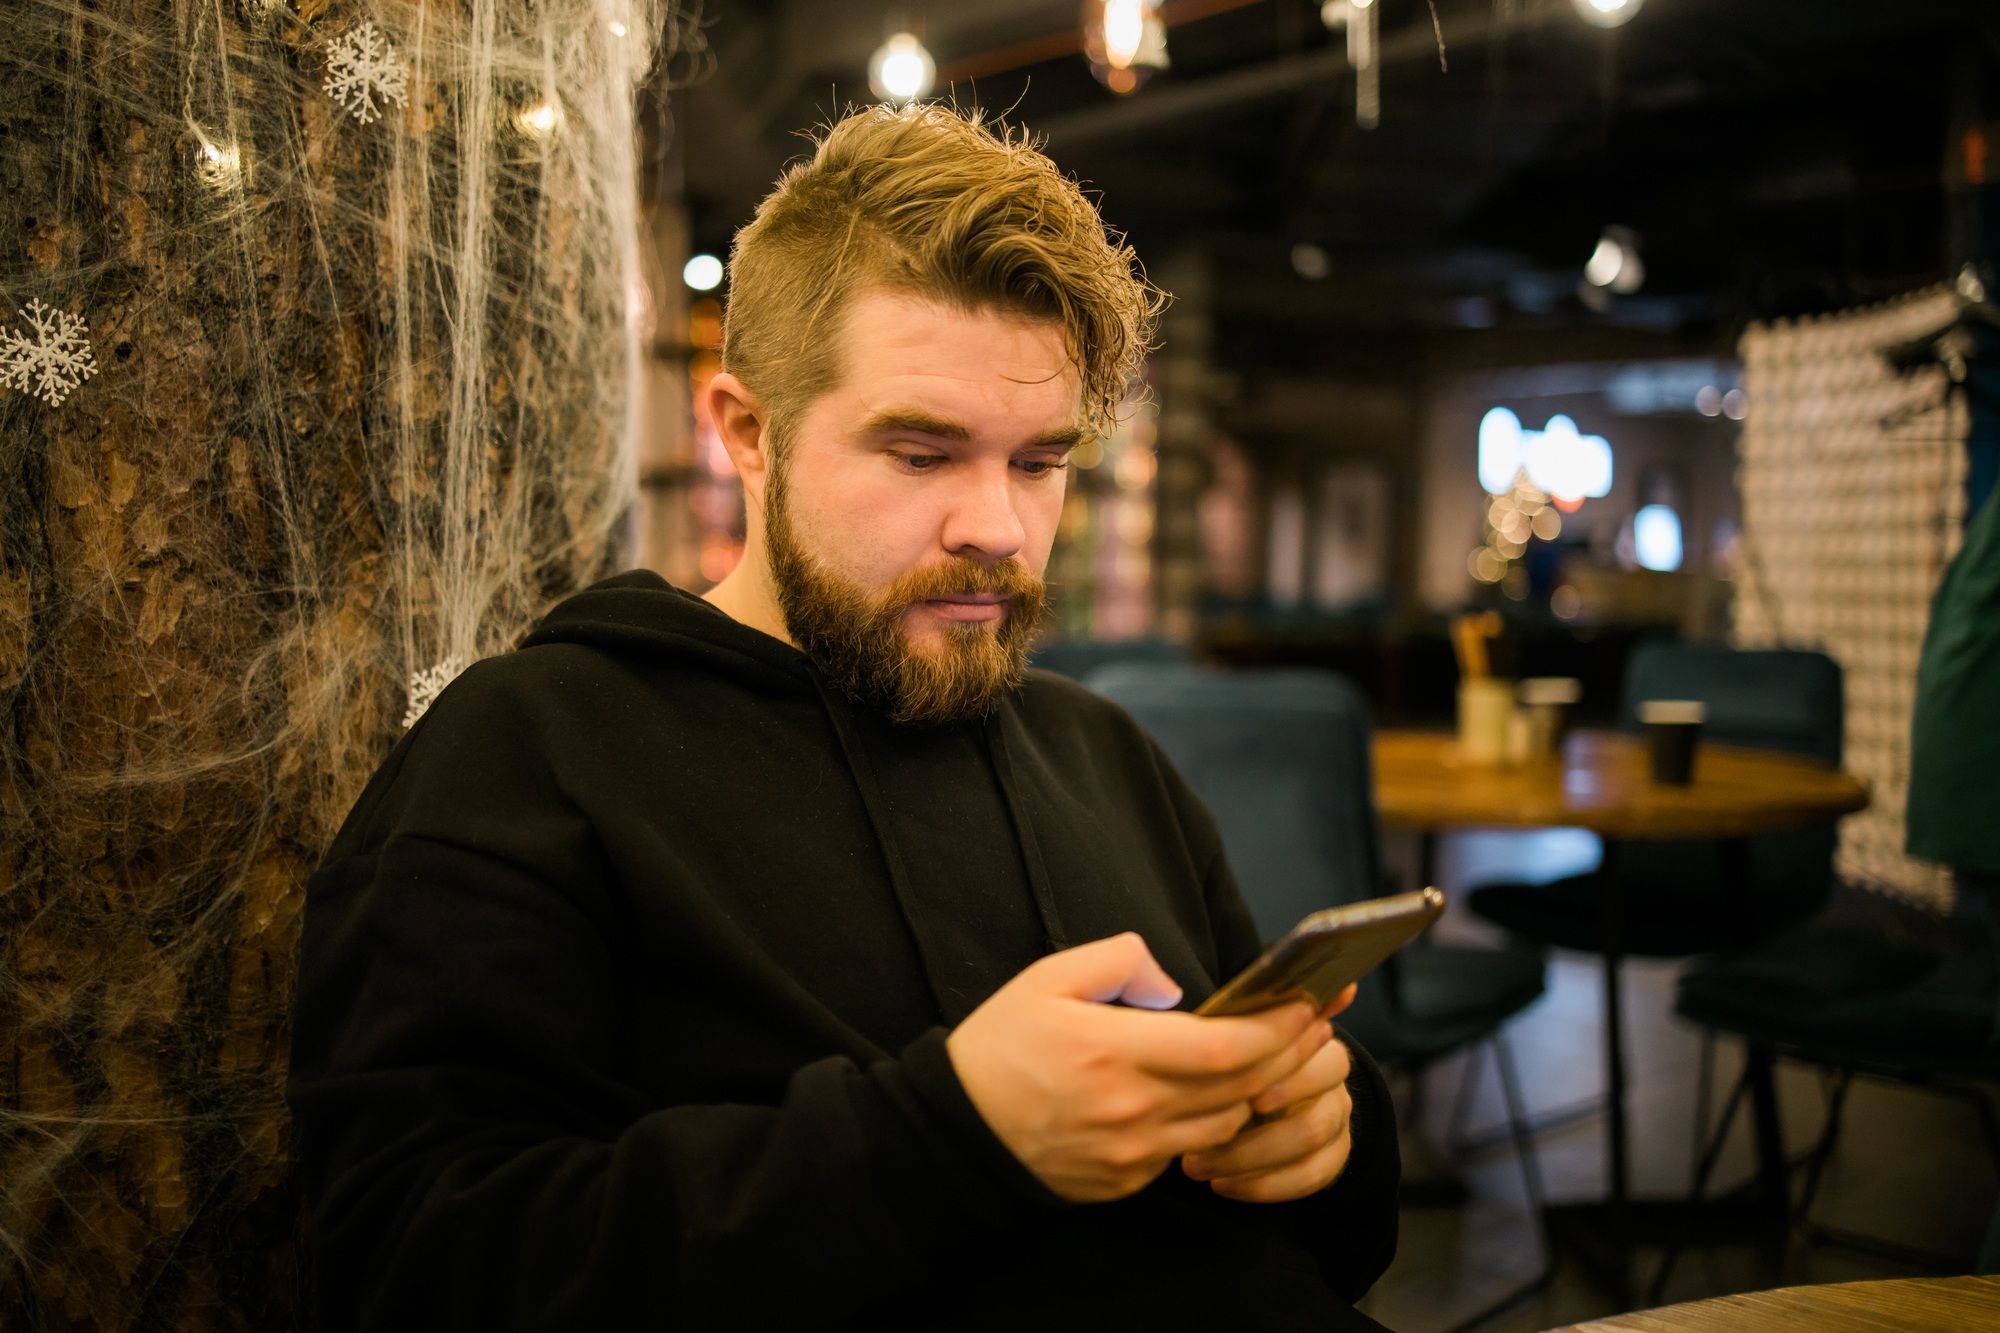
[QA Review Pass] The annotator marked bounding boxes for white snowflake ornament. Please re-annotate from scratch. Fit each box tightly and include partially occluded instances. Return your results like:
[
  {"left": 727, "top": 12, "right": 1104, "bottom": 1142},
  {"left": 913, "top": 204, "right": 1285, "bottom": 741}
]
[
  {"left": 403, "top": 655, "right": 469, "bottom": 730},
  {"left": 324, "top": 21, "right": 410, "bottom": 126},
  {"left": 0, "top": 300, "right": 99, "bottom": 408}
]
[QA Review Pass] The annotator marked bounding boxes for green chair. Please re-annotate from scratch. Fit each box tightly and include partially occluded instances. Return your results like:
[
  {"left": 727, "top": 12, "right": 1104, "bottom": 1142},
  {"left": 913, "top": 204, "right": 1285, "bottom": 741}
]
[
  {"left": 1656, "top": 881, "right": 2000, "bottom": 1296},
  {"left": 1030, "top": 636, "right": 1191, "bottom": 683},
  {"left": 1088, "top": 663, "right": 1551, "bottom": 1329}
]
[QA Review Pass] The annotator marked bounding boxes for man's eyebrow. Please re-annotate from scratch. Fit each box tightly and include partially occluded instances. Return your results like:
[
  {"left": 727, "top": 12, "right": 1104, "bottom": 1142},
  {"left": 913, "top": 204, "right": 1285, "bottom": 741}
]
[
  {"left": 858, "top": 411, "right": 1084, "bottom": 452},
  {"left": 1022, "top": 426, "right": 1086, "bottom": 452},
  {"left": 858, "top": 409, "right": 972, "bottom": 441}
]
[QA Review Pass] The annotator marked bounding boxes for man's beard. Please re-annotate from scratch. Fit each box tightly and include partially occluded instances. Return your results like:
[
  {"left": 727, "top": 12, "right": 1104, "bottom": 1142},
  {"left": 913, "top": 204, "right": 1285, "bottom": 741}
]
[{"left": 765, "top": 469, "right": 1047, "bottom": 727}]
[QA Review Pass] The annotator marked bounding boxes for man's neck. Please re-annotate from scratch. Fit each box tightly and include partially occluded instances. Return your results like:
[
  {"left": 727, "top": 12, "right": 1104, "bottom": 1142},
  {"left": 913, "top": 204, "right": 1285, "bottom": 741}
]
[{"left": 703, "top": 549, "right": 796, "bottom": 647}]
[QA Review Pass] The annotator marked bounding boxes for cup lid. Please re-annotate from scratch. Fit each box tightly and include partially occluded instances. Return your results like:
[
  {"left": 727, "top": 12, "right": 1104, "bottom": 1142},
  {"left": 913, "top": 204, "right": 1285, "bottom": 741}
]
[
  {"left": 1519, "top": 676, "right": 1582, "bottom": 705},
  {"left": 1640, "top": 699, "right": 1706, "bottom": 724}
]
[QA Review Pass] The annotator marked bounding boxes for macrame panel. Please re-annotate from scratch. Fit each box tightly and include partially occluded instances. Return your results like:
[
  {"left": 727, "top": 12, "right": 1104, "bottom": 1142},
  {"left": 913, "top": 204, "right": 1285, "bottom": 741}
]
[
  {"left": 0, "top": 0, "right": 672, "bottom": 1325},
  {"left": 1734, "top": 287, "right": 1969, "bottom": 910}
]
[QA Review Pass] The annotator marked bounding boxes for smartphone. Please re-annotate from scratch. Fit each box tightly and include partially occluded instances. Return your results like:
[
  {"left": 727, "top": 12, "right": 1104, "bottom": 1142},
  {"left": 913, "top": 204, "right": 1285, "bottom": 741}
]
[{"left": 1195, "top": 888, "right": 1446, "bottom": 1018}]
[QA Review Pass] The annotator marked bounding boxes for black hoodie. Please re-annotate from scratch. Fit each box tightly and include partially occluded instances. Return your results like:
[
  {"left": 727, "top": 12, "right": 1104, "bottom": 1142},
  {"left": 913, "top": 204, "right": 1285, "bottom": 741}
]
[{"left": 288, "top": 571, "right": 1399, "bottom": 1332}]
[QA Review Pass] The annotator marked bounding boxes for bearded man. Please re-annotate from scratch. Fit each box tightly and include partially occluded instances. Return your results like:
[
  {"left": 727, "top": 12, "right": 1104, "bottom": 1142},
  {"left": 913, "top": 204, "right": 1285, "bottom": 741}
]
[{"left": 289, "top": 105, "right": 1400, "bottom": 1332}]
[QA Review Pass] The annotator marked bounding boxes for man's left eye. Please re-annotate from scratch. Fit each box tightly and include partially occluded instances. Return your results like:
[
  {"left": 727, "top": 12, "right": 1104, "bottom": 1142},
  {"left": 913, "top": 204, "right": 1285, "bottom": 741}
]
[
  {"left": 893, "top": 452, "right": 944, "bottom": 471},
  {"left": 1016, "top": 458, "right": 1069, "bottom": 477}
]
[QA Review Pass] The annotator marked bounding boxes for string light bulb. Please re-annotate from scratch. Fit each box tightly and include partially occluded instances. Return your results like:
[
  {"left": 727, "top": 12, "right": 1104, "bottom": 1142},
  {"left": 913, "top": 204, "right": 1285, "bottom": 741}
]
[
  {"left": 194, "top": 133, "right": 242, "bottom": 189},
  {"left": 868, "top": 32, "right": 936, "bottom": 105},
  {"left": 517, "top": 100, "right": 560, "bottom": 137}
]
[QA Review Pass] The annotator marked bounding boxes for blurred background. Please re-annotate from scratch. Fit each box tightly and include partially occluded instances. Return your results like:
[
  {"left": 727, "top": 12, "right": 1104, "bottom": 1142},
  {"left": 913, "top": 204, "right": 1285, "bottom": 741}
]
[{"left": 633, "top": 0, "right": 1992, "bottom": 728}]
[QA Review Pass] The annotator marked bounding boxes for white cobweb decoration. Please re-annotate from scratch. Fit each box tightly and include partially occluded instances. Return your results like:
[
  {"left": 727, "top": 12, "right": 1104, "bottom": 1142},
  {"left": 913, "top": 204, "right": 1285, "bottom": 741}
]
[
  {"left": 403, "top": 656, "right": 471, "bottom": 730},
  {"left": 0, "top": 299, "right": 98, "bottom": 407},
  {"left": 323, "top": 20, "right": 410, "bottom": 126}
]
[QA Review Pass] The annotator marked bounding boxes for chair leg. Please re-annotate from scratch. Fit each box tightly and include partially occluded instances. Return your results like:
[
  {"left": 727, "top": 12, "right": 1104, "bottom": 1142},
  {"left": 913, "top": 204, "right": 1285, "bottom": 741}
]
[
  {"left": 1446, "top": 1041, "right": 1487, "bottom": 1158},
  {"left": 1647, "top": 1056, "right": 1753, "bottom": 1305},
  {"left": 1436, "top": 1034, "right": 1553, "bottom": 1333},
  {"left": 1689, "top": 1028, "right": 1716, "bottom": 1197},
  {"left": 1792, "top": 1068, "right": 1854, "bottom": 1225},
  {"left": 1494, "top": 1032, "right": 1548, "bottom": 1220}
]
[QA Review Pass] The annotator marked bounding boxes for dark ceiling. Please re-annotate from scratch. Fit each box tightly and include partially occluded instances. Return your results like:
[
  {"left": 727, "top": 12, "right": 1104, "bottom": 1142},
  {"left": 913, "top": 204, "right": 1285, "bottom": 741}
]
[{"left": 673, "top": 0, "right": 2000, "bottom": 377}]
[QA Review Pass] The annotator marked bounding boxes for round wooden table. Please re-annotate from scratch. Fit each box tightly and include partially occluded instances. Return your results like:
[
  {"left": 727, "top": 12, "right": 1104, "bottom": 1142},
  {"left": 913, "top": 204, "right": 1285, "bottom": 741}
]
[
  {"left": 1372, "top": 729, "right": 1869, "bottom": 1297},
  {"left": 1553, "top": 1275, "right": 2000, "bottom": 1331},
  {"left": 1374, "top": 729, "right": 1869, "bottom": 841}
]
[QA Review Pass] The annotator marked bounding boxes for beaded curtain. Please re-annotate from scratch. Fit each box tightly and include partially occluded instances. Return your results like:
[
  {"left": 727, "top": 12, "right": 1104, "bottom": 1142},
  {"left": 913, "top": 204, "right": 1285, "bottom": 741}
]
[
  {"left": 1734, "top": 286, "right": 1969, "bottom": 909},
  {"left": 0, "top": 0, "right": 682, "bottom": 1324}
]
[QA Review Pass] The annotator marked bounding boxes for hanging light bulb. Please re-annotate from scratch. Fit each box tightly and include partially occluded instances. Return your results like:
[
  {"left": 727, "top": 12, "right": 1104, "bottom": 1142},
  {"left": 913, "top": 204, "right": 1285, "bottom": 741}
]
[
  {"left": 868, "top": 32, "right": 936, "bottom": 105},
  {"left": 1082, "top": 0, "right": 1169, "bottom": 96},
  {"left": 1583, "top": 226, "right": 1645, "bottom": 295},
  {"left": 1573, "top": 0, "right": 1642, "bottom": 29}
]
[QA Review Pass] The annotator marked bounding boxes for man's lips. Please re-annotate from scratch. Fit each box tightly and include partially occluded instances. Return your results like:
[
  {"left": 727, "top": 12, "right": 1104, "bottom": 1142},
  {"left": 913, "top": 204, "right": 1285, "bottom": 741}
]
[{"left": 915, "top": 592, "right": 1011, "bottom": 622}]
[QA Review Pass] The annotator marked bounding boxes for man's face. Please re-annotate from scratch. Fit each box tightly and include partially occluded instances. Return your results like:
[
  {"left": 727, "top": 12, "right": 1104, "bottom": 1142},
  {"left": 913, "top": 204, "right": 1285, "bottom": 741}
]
[{"left": 763, "top": 289, "right": 1080, "bottom": 724}]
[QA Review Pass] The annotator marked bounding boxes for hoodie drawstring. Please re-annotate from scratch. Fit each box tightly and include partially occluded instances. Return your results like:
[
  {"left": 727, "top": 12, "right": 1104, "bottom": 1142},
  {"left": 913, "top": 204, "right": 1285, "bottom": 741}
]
[
  {"left": 986, "top": 710, "right": 1070, "bottom": 954},
  {"left": 809, "top": 676, "right": 966, "bottom": 1018}
]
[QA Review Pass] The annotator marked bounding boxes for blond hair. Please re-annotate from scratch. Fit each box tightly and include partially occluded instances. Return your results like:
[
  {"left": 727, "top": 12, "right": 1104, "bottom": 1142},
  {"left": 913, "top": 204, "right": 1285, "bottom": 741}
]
[{"left": 723, "top": 103, "right": 1161, "bottom": 447}]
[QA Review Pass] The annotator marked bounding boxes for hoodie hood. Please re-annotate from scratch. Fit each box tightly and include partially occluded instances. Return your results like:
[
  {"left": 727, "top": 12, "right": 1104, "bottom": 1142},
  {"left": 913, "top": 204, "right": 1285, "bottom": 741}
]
[
  {"left": 524, "top": 568, "right": 1071, "bottom": 1003},
  {"left": 522, "top": 569, "right": 814, "bottom": 699}
]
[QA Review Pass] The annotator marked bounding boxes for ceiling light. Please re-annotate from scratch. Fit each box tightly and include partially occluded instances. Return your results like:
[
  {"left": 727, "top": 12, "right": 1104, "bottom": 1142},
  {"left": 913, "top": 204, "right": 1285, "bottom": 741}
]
[
  {"left": 1574, "top": 0, "right": 1642, "bottom": 28},
  {"left": 1583, "top": 226, "right": 1645, "bottom": 295},
  {"left": 683, "top": 254, "right": 724, "bottom": 291},
  {"left": 1083, "top": 0, "right": 1168, "bottom": 95},
  {"left": 868, "top": 32, "right": 935, "bottom": 105}
]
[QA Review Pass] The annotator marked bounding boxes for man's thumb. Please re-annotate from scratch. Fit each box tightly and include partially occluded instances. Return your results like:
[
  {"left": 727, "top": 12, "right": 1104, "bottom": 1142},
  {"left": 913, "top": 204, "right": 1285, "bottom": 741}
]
[{"left": 1036, "top": 932, "right": 1184, "bottom": 1010}]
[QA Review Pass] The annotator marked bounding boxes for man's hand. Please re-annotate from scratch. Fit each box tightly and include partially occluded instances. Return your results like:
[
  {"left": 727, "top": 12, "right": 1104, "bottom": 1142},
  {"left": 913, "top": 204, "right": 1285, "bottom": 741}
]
[
  {"left": 946, "top": 933, "right": 1330, "bottom": 1203},
  {"left": 1179, "top": 991, "right": 1357, "bottom": 1204}
]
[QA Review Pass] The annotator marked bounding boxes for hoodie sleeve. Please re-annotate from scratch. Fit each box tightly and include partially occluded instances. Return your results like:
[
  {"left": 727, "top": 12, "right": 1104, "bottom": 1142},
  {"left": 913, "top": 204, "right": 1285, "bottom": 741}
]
[
  {"left": 287, "top": 671, "right": 1055, "bottom": 1333},
  {"left": 1172, "top": 763, "right": 1403, "bottom": 1302}
]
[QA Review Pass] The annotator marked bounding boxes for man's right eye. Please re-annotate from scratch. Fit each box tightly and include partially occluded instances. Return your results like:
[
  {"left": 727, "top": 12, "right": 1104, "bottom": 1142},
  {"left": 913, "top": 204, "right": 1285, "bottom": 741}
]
[{"left": 891, "top": 452, "right": 944, "bottom": 472}]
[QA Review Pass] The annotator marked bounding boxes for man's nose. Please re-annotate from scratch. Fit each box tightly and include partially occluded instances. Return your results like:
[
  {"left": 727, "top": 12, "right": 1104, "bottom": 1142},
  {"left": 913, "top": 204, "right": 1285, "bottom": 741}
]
[{"left": 939, "top": 461, "right": 1027, "bottom": 561}]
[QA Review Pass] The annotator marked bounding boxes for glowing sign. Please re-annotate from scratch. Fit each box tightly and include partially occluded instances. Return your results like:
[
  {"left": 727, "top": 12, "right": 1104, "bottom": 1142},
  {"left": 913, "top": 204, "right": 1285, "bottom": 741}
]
[{"left": 1479, "top": 407, "right": 1614, "bottom": 502}]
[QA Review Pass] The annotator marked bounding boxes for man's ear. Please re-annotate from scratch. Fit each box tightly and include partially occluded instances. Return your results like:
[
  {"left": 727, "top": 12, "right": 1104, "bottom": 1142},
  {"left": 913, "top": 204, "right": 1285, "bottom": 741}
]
[{"left": 703, "top": 372, "right": 772, "bottom": 509}]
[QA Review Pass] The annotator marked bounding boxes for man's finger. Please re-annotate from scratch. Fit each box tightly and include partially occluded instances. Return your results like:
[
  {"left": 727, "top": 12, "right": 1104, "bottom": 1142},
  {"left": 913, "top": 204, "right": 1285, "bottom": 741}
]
[
  {"left": 1152, "top": 1102, "right": 1257, "bottom": 1160},
  {"left": 1250, "top": 1031, "right": 1349, "bottom": 1115},
  {"left": 1029, "top": 932, "right": 1184, "bottom": 1011},
  {"left": 1185, "top": 1084, "right": 1351, "bottom": 1181},
  {"left": 1117, "top": 1001, "right": 1321, "bottom": 1080},
  {"left": 1149, "top": 1019, "right": 1332, "bottom": 1118},
  {"left": 1207, "top": 1132, "right": 1354, "bottom": 1204},
  {"left": 1318, "top": 983, "right": 1358, "bottom": 1020}
]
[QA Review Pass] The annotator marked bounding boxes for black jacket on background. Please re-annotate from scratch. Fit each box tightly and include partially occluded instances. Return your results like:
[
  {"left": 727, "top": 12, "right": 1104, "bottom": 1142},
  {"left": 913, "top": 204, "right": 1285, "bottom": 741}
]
[{"left": 288, "top": 571, "right": 1400, "bottom": 1331}]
